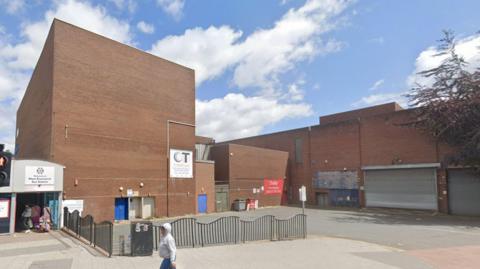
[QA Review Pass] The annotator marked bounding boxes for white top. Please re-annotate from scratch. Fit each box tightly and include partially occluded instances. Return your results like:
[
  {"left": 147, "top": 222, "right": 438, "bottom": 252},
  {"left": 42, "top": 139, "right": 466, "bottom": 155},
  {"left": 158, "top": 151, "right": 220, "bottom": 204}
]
[{"left": 159, "top": 223, "right": 177, "bottom": 262}]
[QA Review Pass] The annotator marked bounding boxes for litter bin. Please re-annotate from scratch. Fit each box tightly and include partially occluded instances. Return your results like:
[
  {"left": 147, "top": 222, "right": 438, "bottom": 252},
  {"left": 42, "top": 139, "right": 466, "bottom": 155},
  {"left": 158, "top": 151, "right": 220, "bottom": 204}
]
[
  {"left": 233, "top": 199, "right": 246, "bottom": 211},
  {"left": 131, "top": 221, "right": 153, "bottom": 256}
]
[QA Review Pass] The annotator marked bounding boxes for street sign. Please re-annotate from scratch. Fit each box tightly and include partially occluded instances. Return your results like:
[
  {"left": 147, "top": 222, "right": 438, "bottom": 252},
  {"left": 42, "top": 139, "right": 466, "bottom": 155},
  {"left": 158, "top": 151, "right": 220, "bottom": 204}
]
[
  {"left": 127, "top": 189, "right": 134, "bottom": 197},
  {"left": 299, "top": 185, "right": 307, "bottom": 215},
  {"left": 299, "top": 185, "right": 307, "bottom": 202}
]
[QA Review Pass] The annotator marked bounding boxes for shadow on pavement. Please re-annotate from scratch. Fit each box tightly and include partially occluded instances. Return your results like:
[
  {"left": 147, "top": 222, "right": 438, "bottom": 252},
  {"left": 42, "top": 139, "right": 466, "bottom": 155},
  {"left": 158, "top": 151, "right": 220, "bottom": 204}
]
[{"left": 310, "top": 207, "right": 480, "bottom": 229}]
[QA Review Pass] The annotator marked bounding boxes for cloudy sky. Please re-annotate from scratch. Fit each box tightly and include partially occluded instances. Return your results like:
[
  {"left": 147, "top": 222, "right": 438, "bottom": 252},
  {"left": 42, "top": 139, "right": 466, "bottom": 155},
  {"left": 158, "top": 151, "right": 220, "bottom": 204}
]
[{"left": 0, "top": 0, "right": 479, "bottom": 150}]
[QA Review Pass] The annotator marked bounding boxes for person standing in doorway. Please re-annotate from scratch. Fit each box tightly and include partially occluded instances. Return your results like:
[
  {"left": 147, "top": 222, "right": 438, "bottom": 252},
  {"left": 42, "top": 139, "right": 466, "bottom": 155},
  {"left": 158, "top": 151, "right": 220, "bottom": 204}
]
[
  {"left": 159, "top": 223, "right": 177, "bottom": 269},
  {"left": 21, "top": 205, "right": 33, "bottom": 232}
]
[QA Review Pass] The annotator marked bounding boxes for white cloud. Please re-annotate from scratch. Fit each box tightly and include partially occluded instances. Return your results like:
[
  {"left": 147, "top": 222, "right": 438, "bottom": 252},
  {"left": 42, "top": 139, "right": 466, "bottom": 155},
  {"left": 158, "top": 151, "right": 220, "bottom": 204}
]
[
  {"left": 1, "top": 0, "right": 25, "bottom": 14},
  {"left": 284, "top": 81, "right": 306, "bottom": 101},
  {"left": 1, "top": 0, "right": 133, "bottom": 70},
  {"left": 151, "top": 26, "right": 244, "bottom": 85},
  {"left": 407, "top": 33, "right": 480, "bottom": 87},
  {"left": 356, "top": 33, "right": 480, "bottom": 110},
  {"left": 196, "top": 93, "right": 312, "bottom": 141},
  {"left": 157, "top": 0, "right": 185, "bottom": 20},
  {"left": 352, "top": 92, "right": 407, "bottom": 108},
  {"left": 151, "top": 0, "right": 352, "bottom": 140},
  {"left": 150, "top": 0, "right": 352, "bottom": 90},
  {"left": 137, "top": 21, "right": 155, "bottom": 34},
  {"left": 369, "top": 79, "right": 384, "bottom": 91},
  {"left": 108, "top": 0, "right": 137, "bottom": 13},
  {"left": 0, "top": 0, "right": 133, "bottom": 151}
]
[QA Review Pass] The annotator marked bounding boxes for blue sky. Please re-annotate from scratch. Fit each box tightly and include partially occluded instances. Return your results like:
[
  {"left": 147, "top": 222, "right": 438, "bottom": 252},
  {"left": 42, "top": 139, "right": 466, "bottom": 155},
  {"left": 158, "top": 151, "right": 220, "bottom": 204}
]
[{"left": 1, "top": 0, "right": 480, "bottom": 149}]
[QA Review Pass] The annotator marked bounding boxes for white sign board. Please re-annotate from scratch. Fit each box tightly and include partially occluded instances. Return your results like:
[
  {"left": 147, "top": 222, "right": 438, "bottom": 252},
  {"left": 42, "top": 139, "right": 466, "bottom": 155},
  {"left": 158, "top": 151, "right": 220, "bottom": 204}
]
[
  {"left": 0, "top": 199, "right": 9, "bottom": 218},
  {"left": 299, "top": 185, "right": 307, "bottom": 202},
  {"left": 127, "top": 189, "right": 134, "bottom": 197},
  {"left": 63, "top": 200, "right": 84, "bottom": 215},
  {"left": 169, "top": 149, "right": 193, "bottom": 178},
  {"left": 25, "top": 166, "right": 55, "bottom": 185}
]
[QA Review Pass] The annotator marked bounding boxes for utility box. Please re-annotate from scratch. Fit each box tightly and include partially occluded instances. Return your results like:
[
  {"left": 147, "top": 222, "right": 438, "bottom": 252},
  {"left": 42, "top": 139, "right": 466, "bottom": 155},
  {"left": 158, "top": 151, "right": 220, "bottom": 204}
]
[{"left": 130, "top": 222, "right": 153, "bottom": 256}]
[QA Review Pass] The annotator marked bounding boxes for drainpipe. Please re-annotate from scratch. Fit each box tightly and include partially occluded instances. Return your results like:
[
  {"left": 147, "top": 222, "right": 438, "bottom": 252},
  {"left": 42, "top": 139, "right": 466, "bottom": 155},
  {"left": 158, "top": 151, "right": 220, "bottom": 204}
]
[
  {"left": 166, "top": 120, "right": 195, "bottom": 217},
  {"left": 307, "top": 126, "right": 312, "bottom": 206},
  {"left": 357, "top": 118, "right": 364, "bottom": 207}
]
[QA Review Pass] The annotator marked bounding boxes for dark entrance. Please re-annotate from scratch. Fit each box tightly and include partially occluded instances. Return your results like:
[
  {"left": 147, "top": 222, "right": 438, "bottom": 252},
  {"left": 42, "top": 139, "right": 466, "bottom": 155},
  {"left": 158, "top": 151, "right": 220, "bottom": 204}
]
[{"left": 15, "top": 192, "right": 60, "bottom": 232}]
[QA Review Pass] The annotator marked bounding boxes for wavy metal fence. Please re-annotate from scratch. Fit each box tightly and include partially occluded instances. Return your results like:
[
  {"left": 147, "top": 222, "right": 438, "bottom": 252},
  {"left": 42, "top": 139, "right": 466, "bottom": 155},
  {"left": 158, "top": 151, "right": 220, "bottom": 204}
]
[
  {"left": 153, "top": 214, "right": 306, "bottom": 250},
  {"left": 63, "top": 207, "right": 113, "bottom": 257},
  {"left": 240, "top": 215, "right": 275, "bottom": 242}
]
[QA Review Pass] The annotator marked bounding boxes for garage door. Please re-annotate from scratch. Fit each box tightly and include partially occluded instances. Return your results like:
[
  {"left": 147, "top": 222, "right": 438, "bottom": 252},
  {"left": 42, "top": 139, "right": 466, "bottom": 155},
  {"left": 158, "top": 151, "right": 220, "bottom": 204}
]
[
  {"left": 448, "top": 169, "right": 480, "bottom": 216},
  {"left": 365, "top": 168, "right": 437, "bottom": 210}
]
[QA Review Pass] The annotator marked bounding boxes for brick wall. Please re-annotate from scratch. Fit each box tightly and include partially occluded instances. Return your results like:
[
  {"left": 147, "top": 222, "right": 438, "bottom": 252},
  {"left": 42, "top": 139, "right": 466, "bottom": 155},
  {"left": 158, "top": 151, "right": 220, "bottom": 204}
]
[
  {"left": 211, "top": 144, "right": 288, "bottom": 208},
  {"left": 16, "top": 26, "right": 55, "bottom": 160},
  {"left": 16, "top": 19, "right": 197, "bottom": 221},
  {"left": 225, "top": 106, "right": 455, "bottom": 213},
  {"left": 195, "top": 161, "right": 215, "bottom": 213},
  {"left": 226, "top": 128, "right": 310, "bottom": 203}
]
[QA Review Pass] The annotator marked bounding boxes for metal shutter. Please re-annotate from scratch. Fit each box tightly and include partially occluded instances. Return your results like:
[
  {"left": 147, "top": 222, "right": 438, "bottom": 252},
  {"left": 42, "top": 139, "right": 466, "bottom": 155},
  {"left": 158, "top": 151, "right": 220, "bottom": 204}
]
[
  {"left": 365, "top": 168, "right": 437, "bottom": 210},
  {"left": 448, "top": 169, "right": 480, "bottom": 216}
]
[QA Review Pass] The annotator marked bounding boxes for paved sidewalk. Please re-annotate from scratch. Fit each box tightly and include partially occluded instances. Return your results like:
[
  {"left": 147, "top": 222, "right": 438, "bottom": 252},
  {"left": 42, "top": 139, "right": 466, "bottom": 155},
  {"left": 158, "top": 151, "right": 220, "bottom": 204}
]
[
  {"left": 0, "top": 231, "right": 434, "bottom": 269},
  {"left": 2, "top": 207, "right": 480, "bottom": 268},
  {"left": 172, "top": 236, "right": 431, "bottom": 269}
]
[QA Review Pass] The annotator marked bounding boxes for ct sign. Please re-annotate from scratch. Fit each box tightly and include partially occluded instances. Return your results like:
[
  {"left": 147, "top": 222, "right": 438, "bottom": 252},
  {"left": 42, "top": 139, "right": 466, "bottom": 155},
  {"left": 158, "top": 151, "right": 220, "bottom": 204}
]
[{"left": 169, "top": 149, "right": 193, "bottom": 178}]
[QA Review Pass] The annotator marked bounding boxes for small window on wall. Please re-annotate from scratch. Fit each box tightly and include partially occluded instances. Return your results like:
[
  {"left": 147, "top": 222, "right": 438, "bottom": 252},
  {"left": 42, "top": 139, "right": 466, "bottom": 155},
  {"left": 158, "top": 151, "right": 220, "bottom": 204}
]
[{"left": 295, "top": 138, "right": 303, "bottom": 163}]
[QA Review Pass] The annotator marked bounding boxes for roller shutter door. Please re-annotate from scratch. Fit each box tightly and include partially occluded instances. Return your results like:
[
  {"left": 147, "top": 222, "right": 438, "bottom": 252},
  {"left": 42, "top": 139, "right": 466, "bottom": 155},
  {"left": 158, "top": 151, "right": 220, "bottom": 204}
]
[
  {"left": 365, "top": 168, "right": 437, "bottom": 210},
  {"left": 448, "top": 169, "right": 480, "bottom": 216}
]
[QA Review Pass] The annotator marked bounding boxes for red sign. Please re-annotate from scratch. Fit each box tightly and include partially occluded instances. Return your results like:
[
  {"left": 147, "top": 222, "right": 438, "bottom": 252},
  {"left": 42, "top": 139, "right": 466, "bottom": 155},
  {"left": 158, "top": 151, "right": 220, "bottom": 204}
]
[{"left": 264, "top": 178, "right": 284, "bottom": 195}]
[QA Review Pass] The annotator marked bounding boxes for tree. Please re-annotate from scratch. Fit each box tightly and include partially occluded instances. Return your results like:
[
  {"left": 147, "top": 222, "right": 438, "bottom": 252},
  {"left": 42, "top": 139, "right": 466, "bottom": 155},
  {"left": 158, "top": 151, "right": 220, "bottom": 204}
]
[{"left": 407, "top": 30, "right": 480, "bottom": 168}]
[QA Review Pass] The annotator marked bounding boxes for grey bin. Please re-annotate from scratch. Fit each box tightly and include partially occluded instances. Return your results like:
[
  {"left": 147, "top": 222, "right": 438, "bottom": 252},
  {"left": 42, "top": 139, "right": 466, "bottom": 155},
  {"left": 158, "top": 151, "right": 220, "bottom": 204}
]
[{"left": 233, "top": 199, "right": 246, "bottom": 211}]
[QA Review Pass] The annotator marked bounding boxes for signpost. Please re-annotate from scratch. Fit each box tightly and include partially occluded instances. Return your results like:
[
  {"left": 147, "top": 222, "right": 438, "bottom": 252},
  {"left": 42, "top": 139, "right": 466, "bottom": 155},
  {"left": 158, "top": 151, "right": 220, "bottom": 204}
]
[{"left": 299, "top": 185, "right": 306, "bottom": 215}]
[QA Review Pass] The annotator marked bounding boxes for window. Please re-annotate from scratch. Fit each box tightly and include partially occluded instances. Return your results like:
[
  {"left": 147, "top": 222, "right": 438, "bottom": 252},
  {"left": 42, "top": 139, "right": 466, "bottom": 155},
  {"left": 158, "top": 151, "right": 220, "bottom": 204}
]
[{"left": 295, "top": 138, "right": 303, "bottom": 163}]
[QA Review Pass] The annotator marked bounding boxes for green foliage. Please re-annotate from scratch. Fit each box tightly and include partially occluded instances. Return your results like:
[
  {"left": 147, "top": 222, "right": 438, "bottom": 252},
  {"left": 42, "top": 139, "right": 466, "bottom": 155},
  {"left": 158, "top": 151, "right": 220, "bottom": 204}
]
[{"left": 408, "top": 30, "right": 480, "bottom": 168}]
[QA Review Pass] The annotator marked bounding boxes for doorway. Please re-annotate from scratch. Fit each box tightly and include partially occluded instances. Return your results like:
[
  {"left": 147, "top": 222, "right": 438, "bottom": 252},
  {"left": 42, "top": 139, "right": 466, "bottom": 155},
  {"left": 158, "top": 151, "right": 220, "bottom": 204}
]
[
  {"left": 15, "top": 192, "right": 60, "bottom": 232},
  {"left": 129, "top": 197, "right": 142, "bottom": 219},
  {"left": 198, "top": 194, "right": 207, "bottom": 213},
  {"left": 114, "top": 198, "right": 129, "bottom": 221},
  {"left": 316, "top": 192, "right": 329, "bottom": 207},
  {"left": 215, "top": 192, "right": 228, "bottom": 212}
]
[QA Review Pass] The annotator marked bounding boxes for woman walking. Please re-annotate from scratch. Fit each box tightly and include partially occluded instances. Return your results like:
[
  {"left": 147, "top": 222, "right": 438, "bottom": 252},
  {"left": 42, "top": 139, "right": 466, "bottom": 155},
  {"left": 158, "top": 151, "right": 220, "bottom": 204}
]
[{"left": 159, "top": 223, "right": 177, "bottom": 269}]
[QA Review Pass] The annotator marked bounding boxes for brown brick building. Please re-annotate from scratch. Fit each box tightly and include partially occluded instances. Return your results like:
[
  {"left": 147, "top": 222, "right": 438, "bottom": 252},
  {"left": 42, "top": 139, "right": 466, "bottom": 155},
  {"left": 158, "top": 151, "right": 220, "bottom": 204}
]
[
  {"left": 14, "top": 20, "right": 479, "bottom": 219},
  {"left": 210, "top": 144, "right": 288, "bottom": 210},
  {"left": 226, "top": 103, "right": 480, "bottom": 216},
  {"left": 16, "top": 19, "right": 200, "bottom": 221}
]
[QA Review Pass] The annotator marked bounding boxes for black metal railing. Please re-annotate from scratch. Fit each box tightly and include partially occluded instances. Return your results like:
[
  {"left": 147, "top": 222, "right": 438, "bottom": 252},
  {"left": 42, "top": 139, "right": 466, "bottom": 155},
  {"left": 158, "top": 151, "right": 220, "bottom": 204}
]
[
  {"left": 240, "top": 215, "right": 275, "bottom": 242},
  {"left": 276, "top": 214, "right": 307, "bottom": 240},
  {"left": 154, "top": 217, "right": 197, "bottom": 249},
  {"left": 197, "top": 216, "right": 239, "bottom": 247},
  {"left": 153, "top": 214, "right": 306, "bottom": 251},
  {"left": 93, "top": 221, "right": 113, "bottom": 257},
  {"left": 63, "top": 207, "right": 113, "bottom": 257},
  {"left": 79, "top": 215, "right": 94, "bottom": 243}
]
